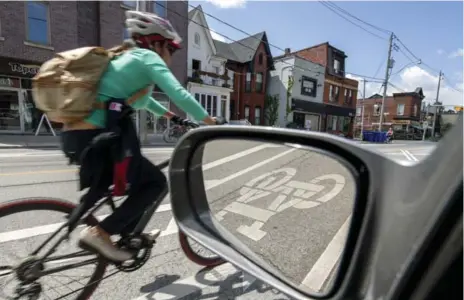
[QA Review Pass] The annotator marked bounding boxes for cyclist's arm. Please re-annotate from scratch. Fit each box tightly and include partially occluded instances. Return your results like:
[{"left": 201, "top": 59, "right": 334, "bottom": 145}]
[{"left": 141, "top": 51, "right": 216, "bottom": 125}]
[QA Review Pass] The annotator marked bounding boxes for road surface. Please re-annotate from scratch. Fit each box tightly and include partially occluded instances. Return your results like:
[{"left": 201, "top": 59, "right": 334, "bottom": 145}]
[{"left": 0, "top": 140, "right": 435, "bottom": 300}]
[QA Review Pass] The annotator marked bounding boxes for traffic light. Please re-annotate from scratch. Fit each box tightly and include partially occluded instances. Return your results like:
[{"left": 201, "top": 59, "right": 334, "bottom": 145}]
[{"left": 455, "top": 106, "right": 463, "bottom": 112}]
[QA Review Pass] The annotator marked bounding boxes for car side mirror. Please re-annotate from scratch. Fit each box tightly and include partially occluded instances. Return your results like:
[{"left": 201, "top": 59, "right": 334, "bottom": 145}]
[{"left": 168, "top": 121, "right": 463, "bottom": 300}]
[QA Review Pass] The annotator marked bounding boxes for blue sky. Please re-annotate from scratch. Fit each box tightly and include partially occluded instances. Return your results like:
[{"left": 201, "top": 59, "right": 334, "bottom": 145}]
[{"left": 189, "top": 1, "right": 464, "bottom": 105}]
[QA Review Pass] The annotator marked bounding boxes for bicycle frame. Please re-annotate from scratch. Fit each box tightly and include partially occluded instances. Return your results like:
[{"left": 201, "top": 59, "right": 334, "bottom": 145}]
[{"left": 24, "top": 159, "right": 171, "bottom": 278}]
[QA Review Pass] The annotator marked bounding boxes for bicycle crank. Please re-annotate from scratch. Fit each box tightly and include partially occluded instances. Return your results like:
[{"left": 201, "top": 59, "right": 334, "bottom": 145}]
[{"left": 115, "top": 234, "right": 155, "bottom": 273}]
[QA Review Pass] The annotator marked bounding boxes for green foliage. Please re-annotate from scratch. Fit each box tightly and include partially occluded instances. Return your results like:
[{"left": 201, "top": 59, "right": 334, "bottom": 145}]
[
  {"left": 265, "top": 94, "right": 279, "bottom": 126},
  {"left": 286, "top": 76, "right": 294, "bottom": 116}
]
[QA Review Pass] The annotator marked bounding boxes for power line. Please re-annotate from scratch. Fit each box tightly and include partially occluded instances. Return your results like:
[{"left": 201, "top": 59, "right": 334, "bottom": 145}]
[
  {"left": 322, "top": 1, "right": 392, "bottom": 35},
  {"left": 318, "top": 1, "right": 387, "bottom": 41},
  {"left": 161, "top": 2, "right": 386, "bottom": 82}
]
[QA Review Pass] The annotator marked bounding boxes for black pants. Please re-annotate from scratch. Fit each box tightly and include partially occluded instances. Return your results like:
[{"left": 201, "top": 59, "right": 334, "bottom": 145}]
[{"left": 61, "top": 129, "right": 167, "bottom": 235}]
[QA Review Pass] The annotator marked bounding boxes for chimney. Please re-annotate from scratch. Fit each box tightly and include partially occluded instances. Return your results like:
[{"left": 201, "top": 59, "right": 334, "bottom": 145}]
[{"left": 284, "top": 48, "right": 291, "bottom": 55}]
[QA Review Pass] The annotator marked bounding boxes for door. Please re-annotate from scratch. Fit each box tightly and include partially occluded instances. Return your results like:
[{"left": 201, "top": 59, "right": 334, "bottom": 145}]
[
  {"left": 304, "top": 114, "right": 320, "bottom": 131},
  {"left": 0, "top": 89, "right": 22, "bottom": 132}
]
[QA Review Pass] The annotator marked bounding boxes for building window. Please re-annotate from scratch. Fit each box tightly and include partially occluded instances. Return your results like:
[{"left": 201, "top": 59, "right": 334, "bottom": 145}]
[
  {"left": 244, "top": 105, "right": 250, "bottom": 121},
  {"left": 212, "top": 66, "right": 219, "bottom": 86},
  {"left": 329, "top": 85, "right": 339, "bottom": 103},
  {"left": 123, "top": 27, "right": 130, "bottom": 40},
  {"left": 254, "top": 106, "right": 261, "bottom": 125},
  {"left": 245, "top": 73, "right": 252, "bottom": 92},
  {"left": 301, "top": 76, "right": 317, "bottom": 97},
  {"left": 152, "top": 1, "right": 167, "bottom": 18},
  {"left": 413, "top": 105, "right": 418, "bottom": 116},
  {"left": 397, "top": 104, "right": 405, "bottom": 116},
  {"left": 221, "top": 98, "right": 227, "bottom": 118},
  {"left": 334, "top": 59, "right": 341, "bottom": 72},
  {"left": 373, "top": 104, "right": 381, "bottom": 116},
  {"left": 26, "top": 1, "right": 50, "bottom": 45},
  {"left": 344, "top": 89, "right": 353, "bottom": 104},
  {"left": 356, "top": 107, "right": 362, "bottom": 116},
  {"left": 255, "top": 73, "right": 263, "bottom": 92},
  {"left": 258, "top": 53, "right": 263, "bottom": 65},
  {"left": 196, "top": 94, "right": 219, "bottom": 116},
  {"left": 122, "top": 1, "right": 137, "bottom": 8},
  {"left": 194, "top": 33, "right": 200, "bottom": 46}
]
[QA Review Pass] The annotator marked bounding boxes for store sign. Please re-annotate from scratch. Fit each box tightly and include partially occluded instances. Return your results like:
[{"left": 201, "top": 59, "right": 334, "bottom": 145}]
[
  {"left": 393, "top": 120, "right": 411, "bottom": 125},
  {"left": 0, "top": 76, "right": 20, "bottom": 88},
  {"left": 9, "top": 62, "right": 40, "bottom": 76}
]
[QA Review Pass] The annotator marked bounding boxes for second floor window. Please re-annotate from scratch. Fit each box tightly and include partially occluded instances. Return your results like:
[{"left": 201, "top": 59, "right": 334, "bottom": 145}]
[
  {"left": 123, "top": 27, "right": 130, "bottom": 40},
  {"left": 397, "top": 104, "right": 405, "bottom": 115},
  {"left": 122, "top": 1, "right": 137, "bottom": 8},
  {"left": 255, "top": 73, "right": 263, "bottom": 92},
  {"left": 413, "top": 105, "right": 418, "bottom": 116},
  {"left": 329, "top": 85, "right": 339, "bottom": 102},
  {"left": 26, "top": 1, "right": 49, "bottom": 45},
  {"left": 301, "top": 76, "right": 317, "bottom": 97},
  {"left": 356, "top": 107, "right": 362, "bottom": 116},
  {"left": 258, "top": 53, "right": 263, "bottom": 65},
  {"left": 194, "top": 33, "right": 200, "bottom": 46},
  {"left": 152, "top": 1, "right": 167, "bottom": 18},
  {"left": 245, "top": 73, "right": 252, "bottom": 92}
]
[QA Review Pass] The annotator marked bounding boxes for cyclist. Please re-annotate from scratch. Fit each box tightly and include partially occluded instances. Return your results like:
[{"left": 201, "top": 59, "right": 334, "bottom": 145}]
[{"left": 61, "top": 10, "right": 219, "bottom": 262}]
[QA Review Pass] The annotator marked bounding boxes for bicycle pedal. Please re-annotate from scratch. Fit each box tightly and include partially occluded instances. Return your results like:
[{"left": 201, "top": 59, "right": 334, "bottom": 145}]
[{"left": 148, "top": 229, "right": 161, "bottom": 240}]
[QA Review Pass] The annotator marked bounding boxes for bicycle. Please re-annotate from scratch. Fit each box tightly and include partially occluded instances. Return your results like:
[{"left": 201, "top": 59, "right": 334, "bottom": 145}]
[
  {"left": 0, "top": 155, "right": 225, "bottom": 300},
  {"left": 163, "top": 124, "right": 190, "bottom": 143}
]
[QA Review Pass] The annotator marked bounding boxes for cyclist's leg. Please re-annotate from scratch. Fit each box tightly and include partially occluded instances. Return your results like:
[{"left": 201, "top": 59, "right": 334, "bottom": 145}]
[{"left": 99, "top": 156, "right": 167, "bottom": 236}]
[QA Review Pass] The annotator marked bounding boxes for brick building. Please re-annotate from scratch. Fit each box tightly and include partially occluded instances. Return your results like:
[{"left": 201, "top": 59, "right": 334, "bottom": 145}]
[
  {"left": 0, "top": 1, "right": 188, "bottom": 134},
  {"left": 355, "top": 88, "right": 425, "bottom": 134},
  {"left": 288, "top": 42, "right": 359, "bottom": 137},
  {"left": 213, "top": 32, "right": 275, "bottom": 125}
]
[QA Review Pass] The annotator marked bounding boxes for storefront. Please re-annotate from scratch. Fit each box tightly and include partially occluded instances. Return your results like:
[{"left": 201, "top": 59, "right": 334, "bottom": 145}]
[
  {"left": 0, "top": 57, "right": 50, "bottom": 134},
  {"left": 188, "top": 83, "right": 231, "bottom": 121},
  {"left": 291, "top": 98, "right": 355, "bottom": 136}
]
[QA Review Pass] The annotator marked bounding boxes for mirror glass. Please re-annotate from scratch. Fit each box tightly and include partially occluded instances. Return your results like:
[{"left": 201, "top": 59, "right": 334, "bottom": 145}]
[{"left": 201, "top": 139, "right": 356, "bottom": 295}]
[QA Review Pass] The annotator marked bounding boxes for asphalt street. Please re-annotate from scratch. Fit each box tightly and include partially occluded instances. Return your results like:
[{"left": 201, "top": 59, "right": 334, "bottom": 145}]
[{"left": 0, "top": 139, "right": 436, "bottom": 300}]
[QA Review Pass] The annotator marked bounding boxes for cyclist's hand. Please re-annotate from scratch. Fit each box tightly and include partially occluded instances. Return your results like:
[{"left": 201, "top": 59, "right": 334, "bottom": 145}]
[
  {"left": 171, "top": 116, "right": 199, "bottom": 128},
  {"left": 214, "top": 116, "right": 227, "bottom": 125}
]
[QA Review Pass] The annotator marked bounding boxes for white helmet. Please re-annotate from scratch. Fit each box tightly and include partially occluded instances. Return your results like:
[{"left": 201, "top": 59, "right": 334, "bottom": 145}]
[{"left": 125, "top": 10, "right": 182, "bottom": 45}]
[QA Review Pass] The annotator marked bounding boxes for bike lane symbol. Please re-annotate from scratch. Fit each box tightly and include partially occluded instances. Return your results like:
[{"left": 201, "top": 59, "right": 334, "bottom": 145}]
[{"left": 215, "top": 168, "right": 346, "bottom": 241}]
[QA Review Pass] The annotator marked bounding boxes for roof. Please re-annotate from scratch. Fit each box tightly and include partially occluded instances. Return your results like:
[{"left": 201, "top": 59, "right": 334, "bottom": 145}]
[
  {"left": 212, "top": 32, "right": 275, "bottom": 70},
  {"left": 187, "top": 5, "right": 217, "bottom": 55},
  {"left": 273, "top": 42, "right": 347, "bottom": 61},
  {"left": 366, "top": 87, "right": 425, "bottom": 100}
]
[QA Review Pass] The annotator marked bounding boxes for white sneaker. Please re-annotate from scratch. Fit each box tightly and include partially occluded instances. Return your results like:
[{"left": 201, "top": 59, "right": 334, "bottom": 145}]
[{"left": 79, "top": 227, "right": 133, "bottom": 262}]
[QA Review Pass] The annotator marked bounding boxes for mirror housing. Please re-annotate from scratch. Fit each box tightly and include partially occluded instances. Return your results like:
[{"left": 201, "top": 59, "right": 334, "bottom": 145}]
[{"left": 168, "top": 126, "right": 371, "bottom": 299}]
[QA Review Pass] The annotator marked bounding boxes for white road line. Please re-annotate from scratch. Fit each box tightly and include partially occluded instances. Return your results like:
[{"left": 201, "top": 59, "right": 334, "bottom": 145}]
[
  {"left": 0, "top": 148, "right": 174, "bottom": 158},
  {"left": 202, "top": 144, "right": 280, "bottom": 171},
  {"left": 206, "top": 148, "right": 296, "bottom": 190},
  {"left": 131, "top": 263, "right": 241, "bottom": 300},
  {"left": 300, "top": 215, "right": 352, "bottom": 293},
  {"left": 405, "top": 150, "right": 419, "bottom": 161},
  {"left": 0, "top": 147, "right": 294, "bottom": 243},
  {"left": 0, "top": 204, "right": 172, "bottom": 244}
]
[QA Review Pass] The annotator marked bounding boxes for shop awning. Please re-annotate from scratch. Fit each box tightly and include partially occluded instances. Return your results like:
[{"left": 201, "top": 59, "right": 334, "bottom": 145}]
[{"left": 292, "top": 98, "right": 356, "bottom": 117}]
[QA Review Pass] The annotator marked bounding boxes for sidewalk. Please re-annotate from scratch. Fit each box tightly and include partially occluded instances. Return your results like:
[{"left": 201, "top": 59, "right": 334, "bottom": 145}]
[{"left": 0, "top": 134, "right": 172, "bottom": 149}]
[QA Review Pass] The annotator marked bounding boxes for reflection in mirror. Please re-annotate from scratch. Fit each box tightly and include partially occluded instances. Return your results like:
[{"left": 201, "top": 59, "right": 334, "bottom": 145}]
[{"left": 202, "top": 139, "right": 356, "bottom": 295}]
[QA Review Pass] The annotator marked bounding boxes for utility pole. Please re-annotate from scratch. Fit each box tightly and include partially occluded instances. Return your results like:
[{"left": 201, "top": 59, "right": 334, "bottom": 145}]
[
  {"left": 360, "top": 79, "right": 366, "bottom": 139},
  {"left": 137, "top": 0, "right": 149, "bottom": 143},
  {"left": 378, "top": 32, "right": 394, "bottom": 131},
  {"left": 431, "top": 70, "right": 443, "bottom": 138}
]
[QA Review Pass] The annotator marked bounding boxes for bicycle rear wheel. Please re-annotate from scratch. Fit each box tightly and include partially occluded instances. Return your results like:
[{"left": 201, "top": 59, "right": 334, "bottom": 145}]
[
  {"left": 178, "top": 231, "right": 225, "bottom": 267},
  {"left": 0, "top": 198, "right": 108, "bottom": 300}
]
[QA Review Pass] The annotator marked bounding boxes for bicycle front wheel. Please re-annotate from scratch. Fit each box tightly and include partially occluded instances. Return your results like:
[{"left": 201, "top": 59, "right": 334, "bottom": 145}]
[
  {"left": 0, "top": 198, "right": 108, "bottom": 300},
  {"left": 178, "top": 231, "right": 225, "bottom": 267}
]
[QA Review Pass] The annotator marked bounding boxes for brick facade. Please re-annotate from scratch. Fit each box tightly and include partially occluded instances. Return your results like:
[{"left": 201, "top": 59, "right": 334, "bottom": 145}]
[{"left": 229, "top": 41, "right": 269, "bottom": 124}]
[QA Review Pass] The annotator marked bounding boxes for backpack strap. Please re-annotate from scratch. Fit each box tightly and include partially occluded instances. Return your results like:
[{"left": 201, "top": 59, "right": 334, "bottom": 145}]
[{"left": 126, "top": 86, "right": 152, "bottom": 106}]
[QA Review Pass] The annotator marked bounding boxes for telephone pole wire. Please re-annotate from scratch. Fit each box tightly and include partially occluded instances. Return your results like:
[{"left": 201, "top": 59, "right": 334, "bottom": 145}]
[
  {"left": 431, "top": 70, "right": 443, "bottom": 138},
  {"left": 378, "top": 32, "right": 394, "bottom": 131}
]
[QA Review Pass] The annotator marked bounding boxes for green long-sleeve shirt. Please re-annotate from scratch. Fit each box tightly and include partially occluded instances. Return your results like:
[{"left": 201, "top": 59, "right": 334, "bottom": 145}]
[{"left": 85, "top": 47, "right": 208, "bottom": 127}]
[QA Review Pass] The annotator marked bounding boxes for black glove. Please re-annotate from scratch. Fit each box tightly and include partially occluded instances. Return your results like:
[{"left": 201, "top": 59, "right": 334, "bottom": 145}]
[
  {"left": 214, "top": 116, "right": 228, "bottom": 125},
  {"left": 171, "top": 116, "right": 199, "bottom": 128}
]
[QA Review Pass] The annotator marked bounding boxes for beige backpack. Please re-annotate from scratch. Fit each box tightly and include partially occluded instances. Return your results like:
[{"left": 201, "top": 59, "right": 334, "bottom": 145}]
[{"left": 32, "top": 46, "right": 148, "bottom": 125}]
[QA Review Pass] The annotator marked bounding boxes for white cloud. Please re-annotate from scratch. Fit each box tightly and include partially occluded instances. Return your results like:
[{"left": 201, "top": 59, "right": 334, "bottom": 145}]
[
  {"left": 437, "top": 49, "right": 445, "bottom": 55},
  {"left": 206, "top": 0, "right": 246, "bottom": 9},
  {"left": 347, "top": 65, "right": 463, "bottom": 107},
  {"left": 448, "top": 48, "right": 463, "bottom": 58},
  {"left": 210, "top": 29, "right": 226, "bottom": 42}
]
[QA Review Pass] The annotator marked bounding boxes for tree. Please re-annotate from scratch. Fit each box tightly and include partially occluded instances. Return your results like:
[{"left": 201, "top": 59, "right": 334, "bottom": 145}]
[
  {"left": 264, "top": 94, "right": 279, "bottom": 126},
  {"left": 286, "top": 76, "right": 294, "bottom": 119}
]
